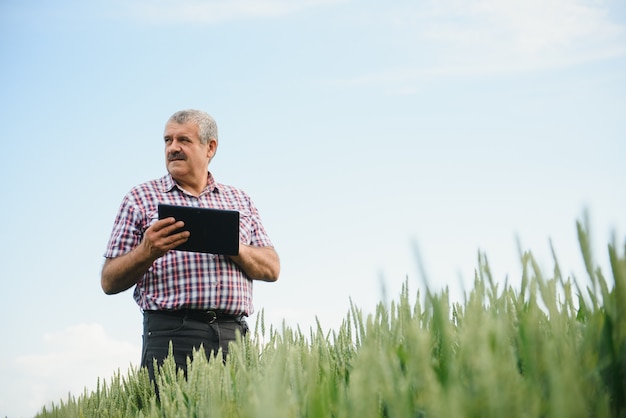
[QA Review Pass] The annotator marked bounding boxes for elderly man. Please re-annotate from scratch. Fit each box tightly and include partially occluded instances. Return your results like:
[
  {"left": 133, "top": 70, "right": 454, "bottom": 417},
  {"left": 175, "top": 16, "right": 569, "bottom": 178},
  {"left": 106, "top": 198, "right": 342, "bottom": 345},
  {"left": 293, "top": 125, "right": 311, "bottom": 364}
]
[{"left": 101, "top": 109, "right": 279, "bottom": 380}]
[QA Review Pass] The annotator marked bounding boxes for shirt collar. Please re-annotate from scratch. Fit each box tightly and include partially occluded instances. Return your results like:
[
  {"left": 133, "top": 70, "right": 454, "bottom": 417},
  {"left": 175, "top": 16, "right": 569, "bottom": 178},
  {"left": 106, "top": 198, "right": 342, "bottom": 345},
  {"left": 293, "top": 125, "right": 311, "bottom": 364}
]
[{"left": 159, "top": 172, "right": 220, "bottom": 194}]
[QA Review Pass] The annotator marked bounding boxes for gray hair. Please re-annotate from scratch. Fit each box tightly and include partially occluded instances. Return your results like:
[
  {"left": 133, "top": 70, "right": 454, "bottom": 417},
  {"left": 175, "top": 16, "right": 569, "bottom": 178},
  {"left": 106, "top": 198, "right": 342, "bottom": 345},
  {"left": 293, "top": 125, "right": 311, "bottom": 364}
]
[{"left": 168, "top": 109, "right": 218, "bottom": 144}]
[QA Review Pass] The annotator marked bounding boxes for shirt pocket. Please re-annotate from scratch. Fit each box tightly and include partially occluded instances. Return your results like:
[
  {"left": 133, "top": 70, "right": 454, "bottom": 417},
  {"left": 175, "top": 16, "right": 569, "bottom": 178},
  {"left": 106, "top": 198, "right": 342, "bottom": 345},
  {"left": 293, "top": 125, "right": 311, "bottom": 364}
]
[{"left": 142, "top": 210, "right": 159, "bottom": 234}]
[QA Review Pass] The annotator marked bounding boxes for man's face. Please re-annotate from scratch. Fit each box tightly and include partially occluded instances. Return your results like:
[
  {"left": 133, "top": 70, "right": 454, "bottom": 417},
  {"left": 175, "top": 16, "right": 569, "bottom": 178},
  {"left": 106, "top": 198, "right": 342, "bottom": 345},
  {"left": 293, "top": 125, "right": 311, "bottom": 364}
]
[{"left": 164, "top": 121, "right": 216, "bottom": 185}]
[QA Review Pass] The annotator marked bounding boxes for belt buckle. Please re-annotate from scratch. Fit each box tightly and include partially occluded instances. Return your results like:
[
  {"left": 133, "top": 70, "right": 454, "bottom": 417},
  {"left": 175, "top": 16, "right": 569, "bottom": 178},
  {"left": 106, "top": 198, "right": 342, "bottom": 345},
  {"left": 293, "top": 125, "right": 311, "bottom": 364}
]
[{"left": 206, "top": 310, "right": 217, "bottom": 324}]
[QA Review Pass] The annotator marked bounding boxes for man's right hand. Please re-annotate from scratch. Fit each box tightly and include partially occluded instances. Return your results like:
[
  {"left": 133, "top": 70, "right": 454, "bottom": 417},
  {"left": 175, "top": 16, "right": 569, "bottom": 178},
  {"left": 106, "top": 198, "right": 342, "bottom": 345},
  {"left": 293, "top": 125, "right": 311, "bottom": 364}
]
[
  {"left": 100, "top": 218, "right": 190, "bottom": 295},
  {"left": 140, "top": 217, "right": 190, "bottom": 259}
]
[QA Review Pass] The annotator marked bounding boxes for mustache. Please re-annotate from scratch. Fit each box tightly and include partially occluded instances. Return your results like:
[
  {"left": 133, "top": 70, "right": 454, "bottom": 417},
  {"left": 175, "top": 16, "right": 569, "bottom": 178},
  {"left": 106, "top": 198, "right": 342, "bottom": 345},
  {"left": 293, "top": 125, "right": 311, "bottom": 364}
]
[{"left": 168, "top": 151, "right": 187, "bottom": 161}]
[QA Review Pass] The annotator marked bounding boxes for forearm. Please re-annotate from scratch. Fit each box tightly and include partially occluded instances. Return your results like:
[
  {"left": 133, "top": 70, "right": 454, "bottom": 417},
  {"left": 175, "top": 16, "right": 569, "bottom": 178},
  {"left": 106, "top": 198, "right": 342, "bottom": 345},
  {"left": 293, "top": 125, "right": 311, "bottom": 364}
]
[
  {"left": 101, "top": 244, "right": 155, "bottom": 294},
  {"left": 230, "top": 245, "right": 280, "bottom": 282},
  {"left": 102, "top": 218, "right": 191, "bottom": 295}
]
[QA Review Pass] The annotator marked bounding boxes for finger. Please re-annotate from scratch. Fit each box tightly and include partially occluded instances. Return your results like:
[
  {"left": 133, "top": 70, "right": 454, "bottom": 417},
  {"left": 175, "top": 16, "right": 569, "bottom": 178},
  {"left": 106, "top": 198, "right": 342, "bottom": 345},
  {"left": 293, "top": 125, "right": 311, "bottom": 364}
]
[
  {"left": 164, "top": 219, "right": 184, "bottom": 231},
  {"left": 149, "top": 217, "right": 176, "bottom": 232},
  {"left": 161, "top": 231, "right": 190, "bottom": 251},
  {"left": 152, "top": 218, "right": 185, "bottom": 235},
  {"left": 169, "top": 230, "right": 190, "bottom": 242}
]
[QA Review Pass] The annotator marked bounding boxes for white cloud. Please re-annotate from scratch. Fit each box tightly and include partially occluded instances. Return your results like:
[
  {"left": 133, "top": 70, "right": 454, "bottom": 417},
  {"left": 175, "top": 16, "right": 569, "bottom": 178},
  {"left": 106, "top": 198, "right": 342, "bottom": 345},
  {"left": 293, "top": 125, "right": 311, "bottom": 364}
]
[
  {"left": 341, "top": 0, "right": 625, "bottom": 89},
  {"left": 1, "top": 324, "right": 139, "bottom": 418},
  {"left": 472, "top": 0, "right": 620, "bottom": 53},
  {"left": 123, "top": 0, "right": 345, "bottom": 24},
  {"left": 394, "top": 0, "right": 623, "bottom": 51}
]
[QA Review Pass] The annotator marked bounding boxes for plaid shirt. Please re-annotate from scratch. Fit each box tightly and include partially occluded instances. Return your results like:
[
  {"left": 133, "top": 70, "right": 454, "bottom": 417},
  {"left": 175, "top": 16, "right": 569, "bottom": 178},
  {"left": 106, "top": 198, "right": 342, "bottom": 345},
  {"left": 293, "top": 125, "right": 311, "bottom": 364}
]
[{"left": 104, "top": 172, "right": 273, "bottom": 316}]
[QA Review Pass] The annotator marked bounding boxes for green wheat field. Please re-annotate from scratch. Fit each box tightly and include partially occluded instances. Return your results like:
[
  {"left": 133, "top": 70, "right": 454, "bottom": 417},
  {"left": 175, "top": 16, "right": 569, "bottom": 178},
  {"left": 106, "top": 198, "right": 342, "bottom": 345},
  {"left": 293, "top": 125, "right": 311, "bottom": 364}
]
[{"left": 36, "top": 219, "right": 626, "bottom": 418}]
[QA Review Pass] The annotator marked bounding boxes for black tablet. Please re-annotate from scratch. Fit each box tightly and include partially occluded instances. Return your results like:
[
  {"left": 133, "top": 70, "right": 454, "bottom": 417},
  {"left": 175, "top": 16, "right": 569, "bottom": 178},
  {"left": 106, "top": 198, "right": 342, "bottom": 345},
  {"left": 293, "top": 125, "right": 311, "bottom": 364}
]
[{"left": 158, "top": 204, "right": 240, "bottom": 255}]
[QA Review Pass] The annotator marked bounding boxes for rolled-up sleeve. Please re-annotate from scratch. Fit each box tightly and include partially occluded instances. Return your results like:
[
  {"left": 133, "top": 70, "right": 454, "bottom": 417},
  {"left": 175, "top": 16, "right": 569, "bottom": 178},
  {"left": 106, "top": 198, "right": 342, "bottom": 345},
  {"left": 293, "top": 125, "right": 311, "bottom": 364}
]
[{"left": 104, "top": 197, "right": 143, "bottom": 258}]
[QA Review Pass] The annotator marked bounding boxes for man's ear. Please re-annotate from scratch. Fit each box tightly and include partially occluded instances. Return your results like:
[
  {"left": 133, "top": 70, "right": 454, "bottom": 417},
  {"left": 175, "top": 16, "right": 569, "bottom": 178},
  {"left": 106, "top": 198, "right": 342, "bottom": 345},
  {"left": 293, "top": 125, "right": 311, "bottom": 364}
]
[{"left": 207, "top": 138, "right": 218, "bottom": 159}]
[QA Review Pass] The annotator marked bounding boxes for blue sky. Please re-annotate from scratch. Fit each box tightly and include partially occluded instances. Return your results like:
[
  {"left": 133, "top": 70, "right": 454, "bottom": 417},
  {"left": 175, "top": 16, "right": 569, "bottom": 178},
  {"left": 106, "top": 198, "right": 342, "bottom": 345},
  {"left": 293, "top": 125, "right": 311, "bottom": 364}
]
[{"left": 1, "top": 0, "right": 625, "bottom": 416}]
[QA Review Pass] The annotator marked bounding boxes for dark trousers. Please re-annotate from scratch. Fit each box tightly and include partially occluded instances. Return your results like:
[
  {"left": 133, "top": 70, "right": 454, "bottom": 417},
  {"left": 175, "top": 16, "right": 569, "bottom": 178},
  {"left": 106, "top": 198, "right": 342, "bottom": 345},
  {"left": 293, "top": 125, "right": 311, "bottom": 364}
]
[{"left": 141, "top": 310, "right": 248, "bottom": 383}]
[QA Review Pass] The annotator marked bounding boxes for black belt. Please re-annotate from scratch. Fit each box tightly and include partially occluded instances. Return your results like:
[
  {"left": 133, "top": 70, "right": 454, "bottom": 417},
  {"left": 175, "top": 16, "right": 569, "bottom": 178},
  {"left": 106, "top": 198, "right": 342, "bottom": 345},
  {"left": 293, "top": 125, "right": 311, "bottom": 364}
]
[{"left": 145, "top": 309, "right": 244, "bottom": 324}]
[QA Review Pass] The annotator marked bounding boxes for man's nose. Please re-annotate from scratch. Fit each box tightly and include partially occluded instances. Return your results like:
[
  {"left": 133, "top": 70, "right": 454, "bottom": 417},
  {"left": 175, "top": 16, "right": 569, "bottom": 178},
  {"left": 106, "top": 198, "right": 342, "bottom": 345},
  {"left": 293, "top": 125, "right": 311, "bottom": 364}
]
[{"left": 167, "top": 138, "right": 182, "bottom": 150}]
